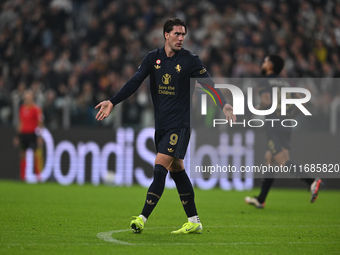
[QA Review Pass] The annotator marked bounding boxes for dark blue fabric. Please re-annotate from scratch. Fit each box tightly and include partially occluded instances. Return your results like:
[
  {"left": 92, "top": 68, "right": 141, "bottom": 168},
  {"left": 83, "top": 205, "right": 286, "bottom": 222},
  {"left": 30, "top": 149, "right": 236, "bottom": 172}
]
[
  {"left": 170, "top": 170, "right": 198, "bottom": 217},
  {"left": 141, "top": 164, "right": 168, "bottom": 218}
]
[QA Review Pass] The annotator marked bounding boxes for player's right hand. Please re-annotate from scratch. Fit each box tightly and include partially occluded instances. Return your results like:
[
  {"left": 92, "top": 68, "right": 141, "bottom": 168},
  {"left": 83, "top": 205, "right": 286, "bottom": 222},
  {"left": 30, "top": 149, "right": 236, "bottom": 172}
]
[{"left": 95, "top": 100, "right": 114, "bottom": 121}]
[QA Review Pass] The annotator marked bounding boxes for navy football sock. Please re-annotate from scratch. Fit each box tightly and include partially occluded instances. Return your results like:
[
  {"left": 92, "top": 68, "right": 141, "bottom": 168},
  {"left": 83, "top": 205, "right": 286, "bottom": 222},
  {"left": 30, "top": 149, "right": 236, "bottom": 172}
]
[
  {"left": 257, "top": 178, "right": 274, "bottom": 204},
  {"left": 141, "top": 164, "right": 168, "bottom": 218},
  {"left": 170, "top": 170, "right": 198, "bottom": 217}
]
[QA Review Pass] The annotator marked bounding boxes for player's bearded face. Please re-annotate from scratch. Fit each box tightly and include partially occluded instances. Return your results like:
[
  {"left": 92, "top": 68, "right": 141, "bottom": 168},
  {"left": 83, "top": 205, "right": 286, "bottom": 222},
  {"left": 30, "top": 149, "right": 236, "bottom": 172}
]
[{"left": 167, "top": 25, "right": 186, "bottom": 51}]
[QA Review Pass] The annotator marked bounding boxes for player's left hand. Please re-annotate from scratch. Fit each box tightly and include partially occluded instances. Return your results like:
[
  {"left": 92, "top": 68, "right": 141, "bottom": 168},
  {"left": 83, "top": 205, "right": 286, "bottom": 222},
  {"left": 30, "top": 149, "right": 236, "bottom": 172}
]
[{"left": 223, "top": 103, "right": 236, "bottom": 126}]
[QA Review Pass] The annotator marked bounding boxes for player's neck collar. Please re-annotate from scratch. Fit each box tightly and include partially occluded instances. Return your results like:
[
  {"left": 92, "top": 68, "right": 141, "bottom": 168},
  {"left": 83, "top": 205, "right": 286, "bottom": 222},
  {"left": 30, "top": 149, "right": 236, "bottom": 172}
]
[{"left": 162, "top": 47, "right": 181, "bottom": 60}]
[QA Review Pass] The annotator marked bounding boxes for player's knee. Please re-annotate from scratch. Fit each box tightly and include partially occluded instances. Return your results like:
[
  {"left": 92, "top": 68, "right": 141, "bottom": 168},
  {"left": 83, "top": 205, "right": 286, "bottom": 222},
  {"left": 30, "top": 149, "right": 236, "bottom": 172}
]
[
  {"left": 155, "top": 153, "right": 174, "bottom": 169},
  {"left": 168, "top": 164, "right": 181, "bottom": 172},
  {"left": 274, "top": 153, "right": 288, "bottom": 166},
  {"left": 169, "top": 158, "right": 184, "bottom": 172}
]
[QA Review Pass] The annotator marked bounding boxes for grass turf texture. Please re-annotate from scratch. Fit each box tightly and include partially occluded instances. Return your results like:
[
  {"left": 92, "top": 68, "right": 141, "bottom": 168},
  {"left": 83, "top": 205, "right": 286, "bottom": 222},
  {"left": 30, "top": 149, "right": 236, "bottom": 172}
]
[{"left": 0, "top": 180, "right": 339, "bottom": 255}]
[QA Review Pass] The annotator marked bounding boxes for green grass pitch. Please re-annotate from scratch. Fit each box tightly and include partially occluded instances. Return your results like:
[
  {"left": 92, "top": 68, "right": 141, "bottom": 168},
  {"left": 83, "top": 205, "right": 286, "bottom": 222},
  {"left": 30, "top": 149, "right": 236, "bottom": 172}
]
[{"left": 0, "top": 180, "right": 339, "bottom": 255}]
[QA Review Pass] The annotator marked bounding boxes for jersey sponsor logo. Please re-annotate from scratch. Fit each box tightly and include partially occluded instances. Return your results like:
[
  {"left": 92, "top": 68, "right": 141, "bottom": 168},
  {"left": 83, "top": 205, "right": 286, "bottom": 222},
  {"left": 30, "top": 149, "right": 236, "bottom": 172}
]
[
  {"left": 162, "top": 73, "right": 171, "bottom": 84},
  {"left": 167, "top": 148, "right": 174, "bottom": 153},
  {"left": 156, "top": 59, "right": 161, "bottom": 64},
  {"left": 199, "top": 68, "right": 207, "bottom": 74},
  {"left": 154, "top": 65, "right": 161, "bottom": 69},
  {"left": 175, "top": 64, "right": 181, "bottom": 73},
  {"left": 158, "top": 84, "right": 175, "bottom": 95}
]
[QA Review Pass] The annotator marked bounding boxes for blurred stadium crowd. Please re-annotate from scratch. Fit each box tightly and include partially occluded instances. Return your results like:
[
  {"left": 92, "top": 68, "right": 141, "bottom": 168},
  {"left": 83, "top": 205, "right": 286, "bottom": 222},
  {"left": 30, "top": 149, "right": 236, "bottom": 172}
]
[{"left": 0, "top": 0, "right": 340, "bottom": 130}]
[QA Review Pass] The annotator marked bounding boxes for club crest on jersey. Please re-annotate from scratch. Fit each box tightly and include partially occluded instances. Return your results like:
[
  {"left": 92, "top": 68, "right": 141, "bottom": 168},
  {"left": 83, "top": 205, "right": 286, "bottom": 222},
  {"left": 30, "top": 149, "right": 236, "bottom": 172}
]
[
  {"left": 156, "top": 59, "right": 161, "bottom": 64},
  {"left": 175, "top": 64, "right": 181, "bottom": 73},
  {"left": 162, "top": 74, "right": 171, "bottom": 84}
]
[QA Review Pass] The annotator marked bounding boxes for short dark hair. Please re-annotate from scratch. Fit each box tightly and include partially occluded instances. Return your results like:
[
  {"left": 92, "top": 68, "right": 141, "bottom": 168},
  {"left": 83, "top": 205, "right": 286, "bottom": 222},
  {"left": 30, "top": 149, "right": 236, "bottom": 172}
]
[
  {"left": 268, "top": 55, "right": 284, "bottom": 75},
  {"left": 163, "top": 18, "right": 187, "bottom": 39}
]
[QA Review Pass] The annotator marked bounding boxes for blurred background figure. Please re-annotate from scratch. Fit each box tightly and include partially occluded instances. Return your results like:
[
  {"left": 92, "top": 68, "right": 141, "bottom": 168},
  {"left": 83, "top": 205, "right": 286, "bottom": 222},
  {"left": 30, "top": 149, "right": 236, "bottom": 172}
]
[{"left": 13, "top": 89, "right": 43, "bottom": 181}]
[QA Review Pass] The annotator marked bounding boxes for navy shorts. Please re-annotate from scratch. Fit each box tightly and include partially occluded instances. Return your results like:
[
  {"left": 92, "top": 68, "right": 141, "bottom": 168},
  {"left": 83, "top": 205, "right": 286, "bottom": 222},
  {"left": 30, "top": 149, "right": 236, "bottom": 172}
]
[
  {"left": 155, "top": 128, "right": 191, "bottom": 159},
  {"left": 266, "top": 131, "right": 291, "bottom": 156}
]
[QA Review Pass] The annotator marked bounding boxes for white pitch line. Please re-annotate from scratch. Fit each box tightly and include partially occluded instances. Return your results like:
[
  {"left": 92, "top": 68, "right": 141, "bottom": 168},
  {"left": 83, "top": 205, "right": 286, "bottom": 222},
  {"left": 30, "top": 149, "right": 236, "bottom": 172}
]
[
  {"left": 97, "top": 227, "right": 340, "bottom": 246},
  {"left": 97, "top": 229, "right": 133, "bottom": 245},
  {"left": 96, "top": 227, "right": 176, "bottom": 245}
]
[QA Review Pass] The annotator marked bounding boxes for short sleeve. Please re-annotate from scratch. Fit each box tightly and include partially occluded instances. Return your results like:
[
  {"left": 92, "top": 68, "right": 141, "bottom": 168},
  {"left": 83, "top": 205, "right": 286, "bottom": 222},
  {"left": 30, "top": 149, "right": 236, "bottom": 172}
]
[{"left": 191, "top": 56, "right": 209, "bottom": 78}]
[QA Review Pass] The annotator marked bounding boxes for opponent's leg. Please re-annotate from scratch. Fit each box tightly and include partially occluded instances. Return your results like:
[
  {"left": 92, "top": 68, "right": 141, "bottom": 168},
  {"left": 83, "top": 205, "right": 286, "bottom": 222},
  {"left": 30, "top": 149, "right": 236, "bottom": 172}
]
[
  {"left": 245, "top": 151, "right": 274, "bottom": 208},
  {"left": 280, "top": 149, "right": 321, "bottom": 203}
]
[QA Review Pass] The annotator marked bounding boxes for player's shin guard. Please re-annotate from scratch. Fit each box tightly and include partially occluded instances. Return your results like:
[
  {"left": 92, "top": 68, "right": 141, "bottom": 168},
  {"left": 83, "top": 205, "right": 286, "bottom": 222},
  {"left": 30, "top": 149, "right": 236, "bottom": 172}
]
[
  {"left": 141, "top": 164, "right": 168, "bottom": 218},
  {"left": 170, "top": 170, "right": 198, "bottom": 218},
  {"left": 257, "top": 178, "right": 274, "bottom": 204}
]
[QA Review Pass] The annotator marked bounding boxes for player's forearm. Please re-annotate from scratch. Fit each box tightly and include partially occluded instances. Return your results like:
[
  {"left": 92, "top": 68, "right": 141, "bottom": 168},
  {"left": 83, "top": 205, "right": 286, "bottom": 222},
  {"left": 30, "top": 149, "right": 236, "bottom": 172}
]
[
  {"left": 199, "top": 80, "right": 228, "bottom": 110},
  {"left": 109, "top": 73, "right": 145, "bottom": 106}
]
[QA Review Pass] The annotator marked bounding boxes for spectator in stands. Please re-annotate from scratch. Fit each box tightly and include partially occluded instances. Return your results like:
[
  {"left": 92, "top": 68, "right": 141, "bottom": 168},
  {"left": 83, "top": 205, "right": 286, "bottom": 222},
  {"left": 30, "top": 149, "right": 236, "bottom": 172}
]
[{"left": 0, "top": 0, "right": 339, "bottom": 129}]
